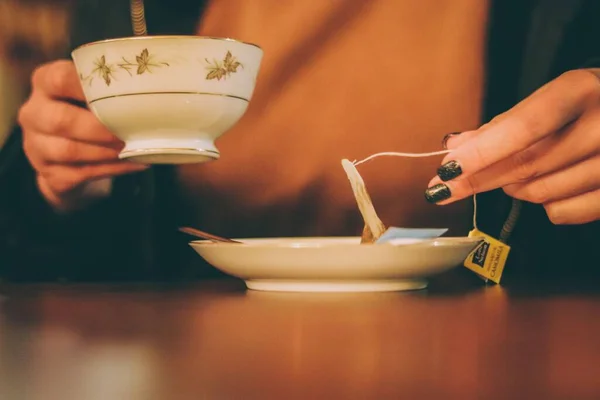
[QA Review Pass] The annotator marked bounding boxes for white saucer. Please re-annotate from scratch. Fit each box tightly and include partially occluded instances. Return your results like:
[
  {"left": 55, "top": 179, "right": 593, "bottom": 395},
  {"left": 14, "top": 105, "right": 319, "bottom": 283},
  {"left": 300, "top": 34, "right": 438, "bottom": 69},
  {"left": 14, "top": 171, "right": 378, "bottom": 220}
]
[{"left": 189, "top": 237, "right": 483, "bottom": 293}]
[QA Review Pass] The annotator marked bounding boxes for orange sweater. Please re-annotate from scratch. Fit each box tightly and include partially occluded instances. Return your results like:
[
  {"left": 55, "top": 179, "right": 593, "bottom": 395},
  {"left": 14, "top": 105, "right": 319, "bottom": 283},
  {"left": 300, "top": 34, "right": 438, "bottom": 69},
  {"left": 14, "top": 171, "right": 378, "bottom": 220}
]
[{"left": 177, "top": 0, "right": 489, "bottom": 238}]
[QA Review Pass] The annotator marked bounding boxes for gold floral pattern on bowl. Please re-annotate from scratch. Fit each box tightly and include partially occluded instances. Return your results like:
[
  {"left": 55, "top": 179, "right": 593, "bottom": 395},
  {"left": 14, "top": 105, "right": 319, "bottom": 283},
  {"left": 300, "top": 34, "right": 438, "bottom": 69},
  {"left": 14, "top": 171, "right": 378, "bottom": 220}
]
[
  {"left": 79, "top": 49, "right": 244, "bottom": 87},
  {"left": 205, "top": 51, "right": 243, "bottom": 81},
  {"left": 79, "top": 48, "right": 170, "bottom": 86}
]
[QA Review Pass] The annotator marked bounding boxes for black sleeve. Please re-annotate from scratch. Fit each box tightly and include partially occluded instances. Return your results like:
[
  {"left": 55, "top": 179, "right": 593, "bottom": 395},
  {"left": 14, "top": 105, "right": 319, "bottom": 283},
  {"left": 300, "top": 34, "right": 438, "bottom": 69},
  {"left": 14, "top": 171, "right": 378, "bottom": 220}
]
[
  {"left": 503, "top": 0, "right": 600, "bottom": 286},
  {"left": 0, "top": 126, "right": 158, "bottom": 282},
  {"left": 554, "top": 0, "right": 600, "bottom": 71}
]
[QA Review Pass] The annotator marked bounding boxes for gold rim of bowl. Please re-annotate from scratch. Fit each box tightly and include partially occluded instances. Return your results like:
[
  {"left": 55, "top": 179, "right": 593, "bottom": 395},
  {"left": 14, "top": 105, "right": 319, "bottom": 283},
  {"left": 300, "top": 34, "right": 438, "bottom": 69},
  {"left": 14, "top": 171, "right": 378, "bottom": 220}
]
[{"left": 72, "top": 35, "right": 262, "bottom": 52}]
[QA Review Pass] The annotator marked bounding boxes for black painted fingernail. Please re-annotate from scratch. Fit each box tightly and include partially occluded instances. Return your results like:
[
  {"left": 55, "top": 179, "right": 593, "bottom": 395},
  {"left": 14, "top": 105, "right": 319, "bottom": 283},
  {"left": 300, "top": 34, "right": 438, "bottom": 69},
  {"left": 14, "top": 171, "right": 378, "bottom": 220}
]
[
  {"left": 441, "top": 132, "right": 462, "bottom": 150},
  {"left": 437, "top": 160, "right": 462, "bottom": 181},
  {"left": 425, "top": 184, "right": 452, "bottom": 203}
]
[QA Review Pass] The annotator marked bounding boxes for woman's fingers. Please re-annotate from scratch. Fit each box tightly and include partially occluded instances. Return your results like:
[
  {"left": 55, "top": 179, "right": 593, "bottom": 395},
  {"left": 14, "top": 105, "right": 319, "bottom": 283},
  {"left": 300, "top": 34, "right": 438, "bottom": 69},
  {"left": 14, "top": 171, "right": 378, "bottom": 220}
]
[
  {"left": 503, "top": 155, "right": 600, "bottom": 204},
  {"left": 542, "top": 188, "right": 600, "bottom": 225},
  {"left": 38, "top": 162, "right": 148, "bottom": 196},
  {"left": 442, "top": 130, "right": 476, "bottom": 149},
  {"left": 433, "top": 69, "right": 600, "bottom": 183},
  {"left": 24, "top": 132, "right": 124, "bottom": 166},
  {"left": 442, "top": 112, "right": 511, "bottom": 149},
  {"left": 19, "top": 94, "right": 122, "bottom": 145},
  {"left": 19, "top": 59, "right": 148, "bottom": 212},
  {"left": 31, "top": 60, "right": 86, "bottom": 101},
  {"left": 426, "top": 108, "right": 600, "bottom": 203}
]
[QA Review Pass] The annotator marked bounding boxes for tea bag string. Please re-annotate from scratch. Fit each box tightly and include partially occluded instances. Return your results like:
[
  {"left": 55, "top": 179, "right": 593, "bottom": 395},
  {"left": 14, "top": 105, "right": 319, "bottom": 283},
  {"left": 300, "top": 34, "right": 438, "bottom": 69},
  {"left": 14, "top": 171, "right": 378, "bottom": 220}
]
[
  {"left": 352, "top": 150, "right": 479, "bottom": 231},
  {"left": 472, "top": 193, "right": 478, "bottom": 230},
  {"left": 352, "top": 150, "right": 451, "bottom": 166}
]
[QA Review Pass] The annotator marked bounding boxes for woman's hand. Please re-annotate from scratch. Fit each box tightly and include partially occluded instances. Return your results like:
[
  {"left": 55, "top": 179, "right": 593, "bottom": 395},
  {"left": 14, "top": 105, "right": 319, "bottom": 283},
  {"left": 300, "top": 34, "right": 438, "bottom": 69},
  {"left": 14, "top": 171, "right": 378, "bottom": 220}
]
[
  {"left": 18, "top": 60, "right": 148, "bottom": 212},
  {"left": 425, "top": 69, "right": 600, "bottom": 225}
]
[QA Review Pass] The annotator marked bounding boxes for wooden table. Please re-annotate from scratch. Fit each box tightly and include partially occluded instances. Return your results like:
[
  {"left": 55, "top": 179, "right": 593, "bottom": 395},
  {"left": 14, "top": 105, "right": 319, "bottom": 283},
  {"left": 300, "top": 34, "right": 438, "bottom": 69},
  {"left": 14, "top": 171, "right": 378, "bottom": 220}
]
[{"left": 1, "top": 278, "right": 599, "bottom": 400}]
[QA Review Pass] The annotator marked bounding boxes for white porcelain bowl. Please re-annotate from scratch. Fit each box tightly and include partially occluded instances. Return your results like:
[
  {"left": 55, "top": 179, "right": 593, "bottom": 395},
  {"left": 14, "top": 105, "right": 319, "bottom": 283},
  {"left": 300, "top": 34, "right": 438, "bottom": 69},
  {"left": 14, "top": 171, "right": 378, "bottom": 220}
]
[
  {"left": 71, "top": 36, "right": 263, "bottom": 164},
  {"left": 190, "top": 237, "right": 484, "bottom": 293}
]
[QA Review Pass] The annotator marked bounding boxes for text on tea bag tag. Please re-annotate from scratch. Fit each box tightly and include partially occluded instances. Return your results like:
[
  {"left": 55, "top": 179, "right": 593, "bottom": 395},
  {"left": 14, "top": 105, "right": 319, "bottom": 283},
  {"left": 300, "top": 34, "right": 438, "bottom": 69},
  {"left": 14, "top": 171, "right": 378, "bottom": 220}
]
[{"left": 463, "top": 194, "right": 510, "bottom": 284}]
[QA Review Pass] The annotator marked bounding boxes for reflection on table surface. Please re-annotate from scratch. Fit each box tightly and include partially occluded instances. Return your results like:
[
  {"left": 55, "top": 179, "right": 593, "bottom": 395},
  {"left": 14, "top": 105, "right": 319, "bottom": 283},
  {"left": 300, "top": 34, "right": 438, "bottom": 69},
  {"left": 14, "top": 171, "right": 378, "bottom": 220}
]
[{"left": 1, "top": 278, "right": 599, "bottom": 400}]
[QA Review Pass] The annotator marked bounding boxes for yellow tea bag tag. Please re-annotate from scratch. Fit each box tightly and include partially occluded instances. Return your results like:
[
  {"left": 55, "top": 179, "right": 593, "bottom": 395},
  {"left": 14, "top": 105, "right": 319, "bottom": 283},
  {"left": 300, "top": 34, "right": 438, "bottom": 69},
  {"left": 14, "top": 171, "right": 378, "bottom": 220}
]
[{"left": 463, "top": 228, "right": 510, "bottom": 284}]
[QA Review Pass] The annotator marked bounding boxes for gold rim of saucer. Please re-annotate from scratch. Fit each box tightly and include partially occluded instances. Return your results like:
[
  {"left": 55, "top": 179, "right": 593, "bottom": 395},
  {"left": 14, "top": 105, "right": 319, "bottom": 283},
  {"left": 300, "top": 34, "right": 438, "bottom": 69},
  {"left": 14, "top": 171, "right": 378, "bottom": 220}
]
[{"left": 72, "top": 35, "right": 262, "bottom": 52}]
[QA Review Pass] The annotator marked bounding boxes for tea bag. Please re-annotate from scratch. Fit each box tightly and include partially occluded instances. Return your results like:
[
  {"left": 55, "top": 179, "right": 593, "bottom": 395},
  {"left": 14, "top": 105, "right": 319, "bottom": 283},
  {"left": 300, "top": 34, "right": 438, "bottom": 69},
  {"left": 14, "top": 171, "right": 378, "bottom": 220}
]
[
  {"left": 343, "top": 149, "right": 511, "bottom": 282},
  {"left": 342, "top": 150, "right": 453, "bottom": 244},
  {"left": 341, "top": 159, "right": 387, "bottom": 243}
]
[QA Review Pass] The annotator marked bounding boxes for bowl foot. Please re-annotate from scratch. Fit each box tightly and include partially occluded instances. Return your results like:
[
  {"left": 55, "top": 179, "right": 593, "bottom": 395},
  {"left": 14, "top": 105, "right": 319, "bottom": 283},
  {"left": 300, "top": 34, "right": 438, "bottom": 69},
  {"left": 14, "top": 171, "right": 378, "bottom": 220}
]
[{"left": 120, "top": 147, "right": 219, "bottom": 164}]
